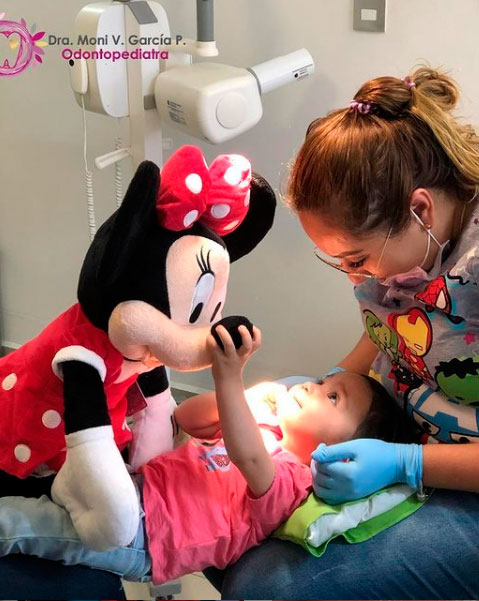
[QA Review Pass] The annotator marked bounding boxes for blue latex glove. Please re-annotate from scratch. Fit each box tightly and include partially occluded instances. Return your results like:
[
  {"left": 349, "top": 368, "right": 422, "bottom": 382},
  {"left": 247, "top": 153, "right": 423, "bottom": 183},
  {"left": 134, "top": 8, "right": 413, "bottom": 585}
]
[
  {"left": 311, "top": 438, "right": 423, "bottom": 505},
  {"left": 322, "top": 366, "right": 346, "bottom": 378},
  {"left": 276, "top": 367, "right": 345, "bottom": 391}
]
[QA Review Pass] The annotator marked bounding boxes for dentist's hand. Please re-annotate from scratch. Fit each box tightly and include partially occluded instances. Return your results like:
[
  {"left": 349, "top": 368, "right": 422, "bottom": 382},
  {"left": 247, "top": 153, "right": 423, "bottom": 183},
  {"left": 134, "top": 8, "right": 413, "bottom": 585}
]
[{"left": 311, "top": 438, "right": 423, "bottom": 505}]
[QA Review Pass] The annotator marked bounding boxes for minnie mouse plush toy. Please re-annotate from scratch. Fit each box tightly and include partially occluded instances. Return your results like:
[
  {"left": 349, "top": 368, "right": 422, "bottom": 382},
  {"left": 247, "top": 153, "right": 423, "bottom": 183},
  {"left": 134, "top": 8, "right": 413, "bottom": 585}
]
[{"left": 0, "top": 145, "right": 276, "bottom": 549}]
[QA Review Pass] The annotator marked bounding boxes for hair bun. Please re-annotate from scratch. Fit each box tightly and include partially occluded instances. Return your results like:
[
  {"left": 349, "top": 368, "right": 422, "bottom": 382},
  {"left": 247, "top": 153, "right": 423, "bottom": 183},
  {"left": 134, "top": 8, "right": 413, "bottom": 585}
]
[
  {"left": 353, "top": 76, "right": 413, "bottom": 118},
  {"left": 410, "top": 66, "right": 459, "bottom": 112}
]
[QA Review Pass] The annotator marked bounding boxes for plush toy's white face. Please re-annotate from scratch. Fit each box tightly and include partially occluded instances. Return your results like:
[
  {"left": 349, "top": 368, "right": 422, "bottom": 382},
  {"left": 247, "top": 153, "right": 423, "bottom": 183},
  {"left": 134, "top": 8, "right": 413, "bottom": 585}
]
[
  {"left": 108, "top": 236, "right": 230, "bottom": 371},
  {"left": 166, "top": 236, "right": 229, "bottom": 327}
]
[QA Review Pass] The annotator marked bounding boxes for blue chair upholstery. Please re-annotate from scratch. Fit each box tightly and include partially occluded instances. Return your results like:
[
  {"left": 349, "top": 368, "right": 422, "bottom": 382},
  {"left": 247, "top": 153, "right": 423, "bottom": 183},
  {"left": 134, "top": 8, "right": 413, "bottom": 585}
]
[{"left": 0, "top": 555, "right": 126, "bottom": 600}]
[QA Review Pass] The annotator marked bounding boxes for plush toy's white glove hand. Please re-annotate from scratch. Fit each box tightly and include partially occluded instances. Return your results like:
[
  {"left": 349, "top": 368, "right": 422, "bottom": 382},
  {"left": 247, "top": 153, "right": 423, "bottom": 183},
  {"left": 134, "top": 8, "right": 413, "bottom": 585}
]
[
  {"left": 51, "top": 425, "right": 140, "bottom": 551},
  {"left": 129, "top": 387, "right": 177, "bottom": 470}
]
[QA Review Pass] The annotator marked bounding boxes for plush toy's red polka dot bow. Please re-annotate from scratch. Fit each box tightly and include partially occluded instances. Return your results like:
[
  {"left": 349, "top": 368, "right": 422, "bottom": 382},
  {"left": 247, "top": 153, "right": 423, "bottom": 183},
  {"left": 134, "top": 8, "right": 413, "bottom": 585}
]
[{"left": 156, "top": 145, "right": 252, "bottom": 236}]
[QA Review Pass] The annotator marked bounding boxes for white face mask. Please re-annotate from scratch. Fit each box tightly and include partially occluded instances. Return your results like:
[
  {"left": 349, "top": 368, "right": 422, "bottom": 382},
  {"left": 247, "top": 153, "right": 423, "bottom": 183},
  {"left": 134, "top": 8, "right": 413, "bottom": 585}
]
[
  {"left": 409, "top": 208, "right": 441, "bottom": 268},
  {"left": 378, "top": 209, "right": 443, "bottom": 288}
]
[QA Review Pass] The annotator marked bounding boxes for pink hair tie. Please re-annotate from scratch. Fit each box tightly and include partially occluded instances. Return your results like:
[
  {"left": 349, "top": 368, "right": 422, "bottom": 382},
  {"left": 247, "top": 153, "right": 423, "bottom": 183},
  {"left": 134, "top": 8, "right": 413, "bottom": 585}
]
[
  {"left": 349, "top": 100, "right": 372, "bottom": 114},
  {"left": 402, "top": 76, "right": 416, "bottom": 89}
]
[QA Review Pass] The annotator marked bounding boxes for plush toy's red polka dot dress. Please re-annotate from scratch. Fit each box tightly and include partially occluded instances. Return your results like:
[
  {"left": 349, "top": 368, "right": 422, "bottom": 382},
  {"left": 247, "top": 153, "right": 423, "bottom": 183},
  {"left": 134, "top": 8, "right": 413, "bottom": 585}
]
[{"left": 0, "top": 303, "right": 135, "bottom": 477}]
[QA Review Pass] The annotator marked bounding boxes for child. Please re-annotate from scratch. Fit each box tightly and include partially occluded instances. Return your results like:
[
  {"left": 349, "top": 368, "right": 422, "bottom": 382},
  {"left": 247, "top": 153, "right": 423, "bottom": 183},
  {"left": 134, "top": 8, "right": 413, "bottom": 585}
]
[{"left": 0, "top": 325, "right": 411, "bottom": 584}]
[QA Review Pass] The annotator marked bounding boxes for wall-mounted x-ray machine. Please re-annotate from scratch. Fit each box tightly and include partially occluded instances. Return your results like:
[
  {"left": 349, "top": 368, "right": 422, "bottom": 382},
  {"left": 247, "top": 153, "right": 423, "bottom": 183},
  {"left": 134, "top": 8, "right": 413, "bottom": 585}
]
[{"left": 67, "top": 0, "right": 315, "bottom": 237}]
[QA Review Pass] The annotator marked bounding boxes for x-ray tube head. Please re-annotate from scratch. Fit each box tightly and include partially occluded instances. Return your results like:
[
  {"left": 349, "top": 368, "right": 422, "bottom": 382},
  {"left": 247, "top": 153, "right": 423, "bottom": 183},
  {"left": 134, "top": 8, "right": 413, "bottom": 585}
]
[
  {"left": 248, "top": 49, "right": 315, "bottom": 95},
  {"left": 155, "top": 49, "right": 315, "bottom": 144}
]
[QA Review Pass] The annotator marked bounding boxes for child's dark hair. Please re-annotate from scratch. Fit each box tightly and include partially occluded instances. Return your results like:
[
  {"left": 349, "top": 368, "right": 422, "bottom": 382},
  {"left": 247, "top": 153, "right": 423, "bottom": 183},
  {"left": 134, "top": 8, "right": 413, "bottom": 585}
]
[{"left": 352, "top": 375, "right": 417, "bottom": 443}]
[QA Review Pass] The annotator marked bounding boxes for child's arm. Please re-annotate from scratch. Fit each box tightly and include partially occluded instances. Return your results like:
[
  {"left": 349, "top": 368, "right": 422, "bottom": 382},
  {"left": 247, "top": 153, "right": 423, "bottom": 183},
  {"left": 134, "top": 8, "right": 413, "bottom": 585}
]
[
  {"left": 208, "top": 325, "right": 275, "bottom": 498},
  {"left": 174, "top": 391, "right": 221, "bottom": 439},
  {"left": 173, "top": 329, "right": 283, "bottom": 444},
  {"left": 174, "top": 380, "right": 284, "bottom": 439}
]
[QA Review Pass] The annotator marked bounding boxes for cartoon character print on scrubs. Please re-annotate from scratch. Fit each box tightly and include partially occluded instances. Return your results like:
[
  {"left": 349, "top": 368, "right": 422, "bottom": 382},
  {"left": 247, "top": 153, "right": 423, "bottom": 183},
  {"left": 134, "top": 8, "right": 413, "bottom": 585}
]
[
  {"left": 363, "top": 310, "right": 402, "bottom": 365},
  {"left": 389, "top": 365, "right": 423, "bottom": 395},
  {"left": 434, "top": 357, "right": 479, "bottom": 406},
  {"left": 411, "top": 271, "right": 479, "bottom": 404},
  {"left": 405, "top": 383, "right": 479, "bottom": 443},
  {"left": 388, "top": 308, "right": 434, "bottom": 383},
  {"left": 363, "top": 309, "right": 422, "bottom": 394},
  {"left": 357, "top": 259, "right": 479, "bottom": 445},
  {"left": 414, "top": 275, "right": 464, "bottom": 325}
]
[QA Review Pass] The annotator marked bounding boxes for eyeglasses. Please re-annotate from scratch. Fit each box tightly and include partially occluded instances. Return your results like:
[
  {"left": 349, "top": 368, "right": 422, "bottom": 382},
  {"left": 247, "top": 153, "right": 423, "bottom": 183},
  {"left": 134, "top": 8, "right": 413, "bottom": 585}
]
[{"left": 313, "top": 224, "right": 394, "bottom": 279}]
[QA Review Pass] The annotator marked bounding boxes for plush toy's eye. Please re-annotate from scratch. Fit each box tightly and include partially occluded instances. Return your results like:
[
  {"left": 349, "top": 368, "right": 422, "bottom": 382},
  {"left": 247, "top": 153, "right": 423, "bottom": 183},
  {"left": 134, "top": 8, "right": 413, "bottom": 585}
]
[
  {"left": 189, "top": 272, "right": 215, "bottom": 324},
  {"left": 210, "top": 301, "right": 222, "bottom": 323}
]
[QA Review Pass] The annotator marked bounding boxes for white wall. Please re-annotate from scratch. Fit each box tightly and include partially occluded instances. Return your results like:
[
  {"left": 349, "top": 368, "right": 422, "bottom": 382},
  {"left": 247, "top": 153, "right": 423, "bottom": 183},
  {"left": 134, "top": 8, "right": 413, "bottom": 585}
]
[{"left": 2, "top": 0, "right": 479, "bottom": 390}]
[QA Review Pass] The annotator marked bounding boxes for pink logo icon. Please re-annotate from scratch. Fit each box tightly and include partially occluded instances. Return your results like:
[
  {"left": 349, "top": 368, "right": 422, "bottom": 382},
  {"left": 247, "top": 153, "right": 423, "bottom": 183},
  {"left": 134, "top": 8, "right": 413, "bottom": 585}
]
[{"left": 0, "top": 13, "right": 46, "bottom": 76}]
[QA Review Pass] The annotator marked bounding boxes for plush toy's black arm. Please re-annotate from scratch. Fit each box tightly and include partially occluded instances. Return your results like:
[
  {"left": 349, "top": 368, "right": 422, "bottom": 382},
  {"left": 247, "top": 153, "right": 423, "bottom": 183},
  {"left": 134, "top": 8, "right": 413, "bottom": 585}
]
[
  {"left": 0, "top": 362, "right": 110, "bottom": 497},
  {"left": 136, "top": 365, "right": 169, "bottom": 398},
  {"left": 62, "top": 361, "right": 110, "bottom": 435}
]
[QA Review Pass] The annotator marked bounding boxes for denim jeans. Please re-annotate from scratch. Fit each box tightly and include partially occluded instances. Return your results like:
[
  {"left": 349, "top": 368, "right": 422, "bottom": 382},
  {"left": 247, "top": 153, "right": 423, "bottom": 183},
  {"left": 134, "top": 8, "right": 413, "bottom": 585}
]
[
  {"left": 217, "top": 489, "right": 479, "bottom": 600},
  {"left": 0, "top": 495, "right": 151, "bottom": 581}
]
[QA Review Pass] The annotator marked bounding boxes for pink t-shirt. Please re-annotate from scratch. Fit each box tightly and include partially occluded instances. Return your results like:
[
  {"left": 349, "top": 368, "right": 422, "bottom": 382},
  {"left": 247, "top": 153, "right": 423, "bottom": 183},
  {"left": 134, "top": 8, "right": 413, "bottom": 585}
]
[{"left": 141, "top": 436, "right": 312, "bottom": 584}]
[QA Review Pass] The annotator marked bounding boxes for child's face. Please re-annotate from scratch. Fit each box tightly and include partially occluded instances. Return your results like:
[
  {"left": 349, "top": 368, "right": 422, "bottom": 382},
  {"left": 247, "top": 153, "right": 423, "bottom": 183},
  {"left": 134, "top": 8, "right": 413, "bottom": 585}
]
[{"left": 278, "top": 372, "right": 372, "bottom": 464}]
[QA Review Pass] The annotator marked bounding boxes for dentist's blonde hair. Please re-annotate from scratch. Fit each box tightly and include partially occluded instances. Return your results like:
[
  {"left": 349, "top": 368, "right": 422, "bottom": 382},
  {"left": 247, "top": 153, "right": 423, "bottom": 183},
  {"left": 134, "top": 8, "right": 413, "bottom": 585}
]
[{"left": 287, "top": 66, "right": 479, "bottom": 236}]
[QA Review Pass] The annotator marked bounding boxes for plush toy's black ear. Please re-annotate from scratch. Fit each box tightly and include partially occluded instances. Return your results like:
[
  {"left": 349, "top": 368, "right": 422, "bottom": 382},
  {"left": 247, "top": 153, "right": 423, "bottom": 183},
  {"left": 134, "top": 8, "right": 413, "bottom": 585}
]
[
  {"left": 221, "top": 173, "right": 276, "bottom": 263},
  {"left": 78, "top": 160, "right": 160, "bottom": 329},
  {"left": 97, "top": 160, "right": 160, "bottom": 284}
]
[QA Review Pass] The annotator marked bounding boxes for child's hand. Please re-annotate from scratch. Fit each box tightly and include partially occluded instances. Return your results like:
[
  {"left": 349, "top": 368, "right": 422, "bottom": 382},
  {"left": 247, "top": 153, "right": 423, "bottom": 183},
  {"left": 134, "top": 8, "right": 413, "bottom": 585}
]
[{"left": 207, "top": 324, "right": 261, "bottom": 382}]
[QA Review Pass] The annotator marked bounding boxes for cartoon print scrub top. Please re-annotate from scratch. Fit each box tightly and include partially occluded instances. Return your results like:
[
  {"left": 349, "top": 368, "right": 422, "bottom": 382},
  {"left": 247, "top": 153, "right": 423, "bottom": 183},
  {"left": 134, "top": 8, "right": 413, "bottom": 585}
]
[{"left": 354, "top": 204, "right": 479, "bottom": 444}]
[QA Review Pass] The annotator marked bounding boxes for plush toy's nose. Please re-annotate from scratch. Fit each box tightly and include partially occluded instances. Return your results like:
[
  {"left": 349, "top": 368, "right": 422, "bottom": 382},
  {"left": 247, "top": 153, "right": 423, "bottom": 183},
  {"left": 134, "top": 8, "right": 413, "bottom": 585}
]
[{"left": 211, "top": 315, "right": 254, "bottom": 350}]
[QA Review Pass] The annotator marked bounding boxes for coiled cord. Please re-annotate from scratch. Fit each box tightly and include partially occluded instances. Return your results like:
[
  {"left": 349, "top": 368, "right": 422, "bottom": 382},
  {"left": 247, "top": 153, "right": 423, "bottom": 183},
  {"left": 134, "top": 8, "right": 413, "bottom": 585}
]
[
  {"left": 81, "top": 95, "right": 96, "bottom": 241},
  {"left": 114, "top": 121, "right": 123, "bottom": 208}
]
